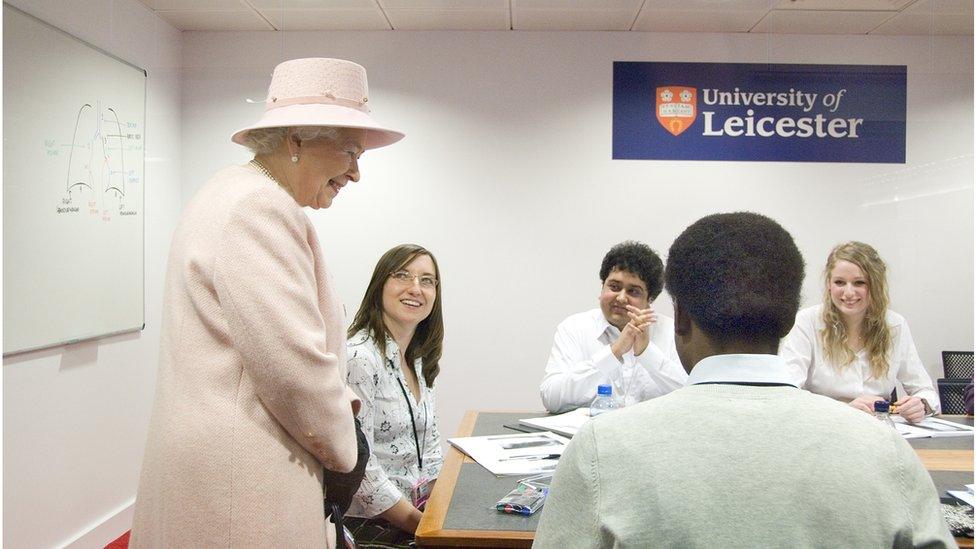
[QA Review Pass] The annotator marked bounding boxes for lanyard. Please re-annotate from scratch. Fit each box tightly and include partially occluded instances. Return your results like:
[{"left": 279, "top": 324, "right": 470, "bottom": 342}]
[{"left": 391, "top": 358, "right": 425, "bottom": 471}]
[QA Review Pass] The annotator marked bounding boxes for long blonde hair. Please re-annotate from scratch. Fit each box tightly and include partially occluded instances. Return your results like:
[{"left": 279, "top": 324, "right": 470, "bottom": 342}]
[{"left": 820, "top": 241, "right": 892, "bottom": 379}]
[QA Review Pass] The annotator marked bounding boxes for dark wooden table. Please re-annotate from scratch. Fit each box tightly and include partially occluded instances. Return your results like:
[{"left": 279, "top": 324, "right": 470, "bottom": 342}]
[{"left": 415, "top": 411, "right": 974, "bottom": 548}]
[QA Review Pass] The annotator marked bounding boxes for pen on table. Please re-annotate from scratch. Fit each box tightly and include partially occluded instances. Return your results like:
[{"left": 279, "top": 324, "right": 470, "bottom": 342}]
[
  {"left": 485, "top": 433, "right": 543, "bottom": 440},
  {"left": 500, "top": 439, "right": 560, "bottom": 450},
  {"left": 499, "top": 454, "right": 561, "bottom": 462}
]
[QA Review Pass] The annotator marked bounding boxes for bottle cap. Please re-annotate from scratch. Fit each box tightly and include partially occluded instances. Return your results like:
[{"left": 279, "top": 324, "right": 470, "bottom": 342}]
[
  {"left": 597, "top": 384, "right": 612, "bottom": 396},
  {"left": 874, "top": 400, "right": 890, "bottom": 413}
]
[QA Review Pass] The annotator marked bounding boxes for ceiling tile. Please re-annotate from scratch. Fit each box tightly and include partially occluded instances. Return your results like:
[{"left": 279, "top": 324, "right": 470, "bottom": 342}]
[
  {"left": 641, "top": 0, "right": 773, "bottom": 9},
  {"left": 131, "top": 0, "right": 974, "bottom": 34},
  {"left": 514, "top": 9, "right": 638, "bottom": 31},
  {"left": 924, "top": 0, "right": 975, "bottom": 11},
  {"left": 633, "top": 9, "right": 767, "bottom": 33},
  {"left": 514, "top": 0, "right": 640, "bottom": 8},
  {"left": 752, "top": 9, "right": 893, "bottom": 34},
  {"left": 154, "top": 9, "right": 274, "bottom": 30},
  {"left": 773, "top": 0, "right": 912, "bottom": 10},
  {"left": 151, "top": 0, "right": 248, "bottom": 9},
  {"left": 379, "top": 0, "right": 507, "bottom": 8},
  {"left": 871, "top": 0, "right": 974, "bottom": 35},
  {"left": 249, "top": 0, "right": 376, "bottom": 8},
  {"left": 257, "top": 8, "right": 392, "bottom": 30},
  {"left": 872, "top": 14, "right": 974, "bottom": 35},
  {"left": 385, "top": 8, "right": 510, "bottom": 30}
]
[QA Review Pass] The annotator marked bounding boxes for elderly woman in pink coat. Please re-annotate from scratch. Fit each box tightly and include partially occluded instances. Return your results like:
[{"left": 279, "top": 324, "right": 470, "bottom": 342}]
[{"left": 130, "top": 58, "right": 403, "bottom": 548}]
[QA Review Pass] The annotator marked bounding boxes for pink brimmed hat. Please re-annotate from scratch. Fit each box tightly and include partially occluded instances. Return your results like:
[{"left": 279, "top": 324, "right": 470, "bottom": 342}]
[{"left": 231, "top": 58, "right": 404, "bottom": 150}]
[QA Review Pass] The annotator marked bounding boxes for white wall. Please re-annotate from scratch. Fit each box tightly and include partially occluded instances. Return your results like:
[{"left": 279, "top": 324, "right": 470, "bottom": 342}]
[
  {"left": 181, "top": 30, "right": 973, "bottom": 445},
  {"left": 2, "top": 1, "right": 182, "bottom": 547}
]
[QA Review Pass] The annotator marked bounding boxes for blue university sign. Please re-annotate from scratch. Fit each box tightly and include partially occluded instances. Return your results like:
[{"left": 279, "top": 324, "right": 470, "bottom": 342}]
[{"left": 612, "top": 62, "right": 906, "bottom": 163}]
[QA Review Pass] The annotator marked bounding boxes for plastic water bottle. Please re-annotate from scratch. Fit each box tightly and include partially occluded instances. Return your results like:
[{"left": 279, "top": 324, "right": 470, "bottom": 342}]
[
  {"left": 873, "top": 400, "right": 896, "bottom": 429},
  {"left": 590, "top": 384, "right": 619, "bottom": 417}
]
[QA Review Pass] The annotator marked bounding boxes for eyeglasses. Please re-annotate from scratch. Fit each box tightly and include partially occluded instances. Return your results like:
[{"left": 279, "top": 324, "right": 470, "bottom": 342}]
[{"left": 389, "top": 270, "right": 438, "bottom": 288}]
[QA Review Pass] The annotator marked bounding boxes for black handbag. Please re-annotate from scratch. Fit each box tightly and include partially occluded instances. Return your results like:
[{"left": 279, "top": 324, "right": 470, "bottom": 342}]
[{"left": 323, "top": 417, "right": 370, "bottom": 548}]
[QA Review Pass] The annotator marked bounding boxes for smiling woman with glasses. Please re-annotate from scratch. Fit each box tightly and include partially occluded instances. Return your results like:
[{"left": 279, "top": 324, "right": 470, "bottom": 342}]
[{"left": 343, "top": 244, "right": 445, "bottom": 546}]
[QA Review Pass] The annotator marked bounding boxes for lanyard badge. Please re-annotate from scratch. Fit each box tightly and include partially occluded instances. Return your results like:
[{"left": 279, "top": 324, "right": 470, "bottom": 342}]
[{"left": 411, "top": 477, "right": 434, "bottom": 510}]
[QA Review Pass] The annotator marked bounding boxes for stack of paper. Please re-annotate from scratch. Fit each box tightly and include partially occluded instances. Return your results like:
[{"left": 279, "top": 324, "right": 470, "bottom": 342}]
[
  {"left": 448, "top": 431, "right": 570, "bottom": 476},
  {"left": 892, "top": 417, "right": 975, "bottom": 439},
  {"left": 517, "top": 408, "right": 591, "bottom": 438},
  {"left": 947, "top": 484, "right": 975, "bottom": 506}
]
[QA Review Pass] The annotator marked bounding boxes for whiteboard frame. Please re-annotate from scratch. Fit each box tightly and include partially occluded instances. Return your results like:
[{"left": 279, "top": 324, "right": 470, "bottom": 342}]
[{"left": 2, "top": 3, "right": 148, "bottom": 356}]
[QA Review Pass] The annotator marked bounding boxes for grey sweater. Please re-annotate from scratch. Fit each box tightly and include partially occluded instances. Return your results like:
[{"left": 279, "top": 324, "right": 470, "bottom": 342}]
[{"left": 534, "top": 384, "right": 955, "bottom": 548}]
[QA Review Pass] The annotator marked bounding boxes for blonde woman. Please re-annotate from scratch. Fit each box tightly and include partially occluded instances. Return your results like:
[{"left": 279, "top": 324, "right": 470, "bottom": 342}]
[{"left": 781, "top": 242, "right": 938, "bottom": 423}]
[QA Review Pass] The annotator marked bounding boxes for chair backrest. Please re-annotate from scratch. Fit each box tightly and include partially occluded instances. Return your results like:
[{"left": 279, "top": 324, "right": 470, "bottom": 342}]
[
  {"left": 941, "top": 351, "right": 974, "bottom": 379},
  {"left": 937, "top": 379, "right": 971, "bottom": 415}
]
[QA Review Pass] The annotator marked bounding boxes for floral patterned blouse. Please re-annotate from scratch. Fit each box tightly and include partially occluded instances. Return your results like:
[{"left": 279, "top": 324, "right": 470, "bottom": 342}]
[{"left": 345, "top": 330, "right": 444, "bottom": 518}]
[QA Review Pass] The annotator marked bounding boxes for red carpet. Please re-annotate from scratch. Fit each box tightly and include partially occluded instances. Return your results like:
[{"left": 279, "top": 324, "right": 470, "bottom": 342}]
[{"left": 104, "top": 531, "right": 129, "bottom": 549}]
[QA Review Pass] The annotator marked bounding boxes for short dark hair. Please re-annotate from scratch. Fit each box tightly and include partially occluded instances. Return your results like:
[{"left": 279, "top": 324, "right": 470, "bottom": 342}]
[
  {"left": 599, "top": 241, "right": 664, "bottom": 300},
  {"left": 664, "top": 212, "right": 804, "bottom": 345}
]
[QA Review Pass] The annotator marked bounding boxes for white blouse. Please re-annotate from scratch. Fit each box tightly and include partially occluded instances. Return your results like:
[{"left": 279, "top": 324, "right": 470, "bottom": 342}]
[
  {"left": 780, "top": 304, "right": 940, "bottom": 413},
  {"left": 345, "top": 330, "right": 444, "bottom": 519}
]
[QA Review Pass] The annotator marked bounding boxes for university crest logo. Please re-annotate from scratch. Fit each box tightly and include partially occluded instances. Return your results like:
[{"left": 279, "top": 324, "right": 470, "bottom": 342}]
[{"left": 655, "top": 86, "right": 697, "bottom": 136}]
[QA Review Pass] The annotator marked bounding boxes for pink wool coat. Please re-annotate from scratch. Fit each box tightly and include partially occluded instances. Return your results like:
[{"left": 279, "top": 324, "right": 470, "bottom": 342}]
[{"left": 131, "top": 164, "right": 360, "bottom": 548}]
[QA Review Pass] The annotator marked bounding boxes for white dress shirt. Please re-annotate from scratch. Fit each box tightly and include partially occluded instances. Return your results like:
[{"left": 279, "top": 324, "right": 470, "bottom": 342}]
[
  {"left": 688, "top": 353, "right": 800, "bottom": 386},
  {"left": 780, "top": 304, "right": 940, "bottom": 413},
  {"left": 345, "top": 330, "right": 444, "bottom": 519},
  {"left": 540, "top": 308, "right": 688, "bottom": 413}
]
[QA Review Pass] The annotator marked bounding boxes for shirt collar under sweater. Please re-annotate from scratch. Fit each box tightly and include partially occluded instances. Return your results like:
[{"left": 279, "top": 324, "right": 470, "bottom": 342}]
[{"left": 687, "top": 353, "right": 798, "bottom": 387}]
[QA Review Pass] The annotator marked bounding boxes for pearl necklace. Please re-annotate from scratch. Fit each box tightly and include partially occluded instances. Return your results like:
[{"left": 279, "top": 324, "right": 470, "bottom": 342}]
[{"left": 249, "top": 159, "right": 280, "bottom": 185}]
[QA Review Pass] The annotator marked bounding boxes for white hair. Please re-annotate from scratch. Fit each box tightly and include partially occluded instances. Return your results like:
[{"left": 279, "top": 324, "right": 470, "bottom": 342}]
[{"left": 241, "top": 126, "right": 342, "bottom": 155}]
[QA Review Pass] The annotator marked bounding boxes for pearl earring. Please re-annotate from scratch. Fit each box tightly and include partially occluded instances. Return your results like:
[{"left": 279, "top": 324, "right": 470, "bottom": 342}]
[{"left": 291, "top": 154, "right": 299, "bottom": 163}]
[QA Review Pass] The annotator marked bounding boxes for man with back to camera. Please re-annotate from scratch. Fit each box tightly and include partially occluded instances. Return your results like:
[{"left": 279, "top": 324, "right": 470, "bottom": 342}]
[
  {"left": 539, "top": 241, "right": 688, "bottom": 413},
  {"left": 534, "top": 213, "right": 953, "bottom": 548}
]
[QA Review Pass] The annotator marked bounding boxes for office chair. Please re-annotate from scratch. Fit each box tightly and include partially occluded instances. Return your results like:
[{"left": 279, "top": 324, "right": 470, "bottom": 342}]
[
  {"left": 941, "top": 351, "right": 974, "bottom": 379},
  {"left": 936, "top": 379, "right": 970, "bottom": 415}
]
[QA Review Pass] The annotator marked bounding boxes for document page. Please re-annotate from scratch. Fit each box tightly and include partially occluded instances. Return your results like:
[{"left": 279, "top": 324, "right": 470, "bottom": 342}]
[
  {"left": 518, "top": 408, "right": 591, "bottom": 437},
  {"left": 448, "top": 431, "right": 570, "bottom": 476},
  {"left": 892, "top": 416, "right": 975, "bottom": 439}
]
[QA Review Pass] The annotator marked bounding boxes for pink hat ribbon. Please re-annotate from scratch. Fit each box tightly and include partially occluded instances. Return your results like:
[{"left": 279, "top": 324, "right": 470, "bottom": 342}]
[{"left": 266, "top": 93, "right": 370, "bottom": 114}]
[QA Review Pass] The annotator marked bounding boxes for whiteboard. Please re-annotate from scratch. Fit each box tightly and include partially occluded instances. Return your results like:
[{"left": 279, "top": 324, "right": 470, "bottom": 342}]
[{"left": 3, "top": 4, "right": 146, "bottom": 355}]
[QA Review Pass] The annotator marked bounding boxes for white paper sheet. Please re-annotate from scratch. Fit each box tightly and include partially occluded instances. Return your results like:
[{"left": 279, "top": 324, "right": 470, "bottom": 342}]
[
  {"left": 518, "top": 408, "right": 591, "bottom": 437},
  {"left": 947, "top": 489, "right": 974, "bottom": 506},
  {"left": 892, "top": 416, "right": 975, "bottom": 439},
  {"left": 448, "top": 431, "right": 570, "bottom": 475}
]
